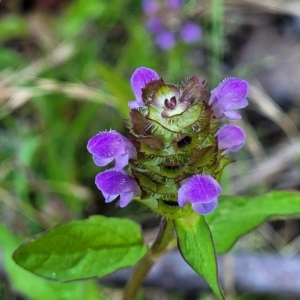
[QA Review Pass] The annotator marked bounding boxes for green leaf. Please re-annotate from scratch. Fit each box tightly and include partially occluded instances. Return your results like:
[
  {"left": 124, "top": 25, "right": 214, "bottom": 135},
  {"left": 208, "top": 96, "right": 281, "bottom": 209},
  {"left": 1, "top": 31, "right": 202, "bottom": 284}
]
[
  {"left": 0, "top": 224, "right": 101, "bottom": 300},
  {"left": 206, "top": 191, "right": 300, "bottom": 253},
  {"left": 174, "top": 214, "right": 225, "bottom": 300},
  {"left": 13, "top": 216, "right": 147, "bottom": 281}
]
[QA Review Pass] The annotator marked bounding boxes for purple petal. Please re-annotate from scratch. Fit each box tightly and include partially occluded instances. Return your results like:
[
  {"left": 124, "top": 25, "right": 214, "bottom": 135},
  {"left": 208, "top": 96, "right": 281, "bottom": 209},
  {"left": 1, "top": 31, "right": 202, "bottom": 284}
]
[
  {"left": 130, "top": 67, "right": 160, "bottom": 106},
  {"left": 178, "top": 175, "right": 222, "bottom": 207},
  {"left": 180, "top": 22, "right": 202, "bottom": 43},
  {"left": 95, "top": 169, "right": 140, "bottom": 207},
  {"left": 87, "top": 130, "right": 125, "bottom": 157},
  {"left": 223, "top": 110, "right": 242, "bottom": 120},
  {"left": 216, "top": 124, "right": 246, "bottom": 154},
  {"left": 92, "top": 155, "right": 113, "bottom": 167},
  {"left": 142, "top": 0, "right": 159, "bottom": 15},
  {"left": 192, "top": 199, "right": 218, "bottom": 214},
  {"left": 146, "top": 18, "right": 164, "bottom": 34},
  {"left": 156, "top": 30, "right": 176, "bottom": 49},
  {"left": 120, "top": 191, "right": 134, "bottom": 207},
  {"left": 87, "top": 130, "right": 136, "bottom": 169},
  {"left": 128, "top": 100, "right": 141, "bottom": 109},
  {"left": 103, "top": 193, "right": 118, "bottom": 203},
  {"left": 166, "top": 0, "right": 182, "bottom": 10},
  {"left": 209, "top": 78, "right": 249, "bottom": 119}
]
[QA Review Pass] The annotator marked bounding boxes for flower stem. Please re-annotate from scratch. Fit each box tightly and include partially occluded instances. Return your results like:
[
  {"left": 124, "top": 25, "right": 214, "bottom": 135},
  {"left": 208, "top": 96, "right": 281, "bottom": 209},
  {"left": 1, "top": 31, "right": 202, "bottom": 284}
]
[{"left": 122, "top": 218, "right": 174, "bottom": 300}]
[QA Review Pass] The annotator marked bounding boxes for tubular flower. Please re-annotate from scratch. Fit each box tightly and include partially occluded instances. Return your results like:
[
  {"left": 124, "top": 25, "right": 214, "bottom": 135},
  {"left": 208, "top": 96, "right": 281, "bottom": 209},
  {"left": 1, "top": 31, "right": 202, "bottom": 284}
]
[
  {"left": 208, "top": 78, "right": 249, "bottom": 120},
  {"left": 95, "top": 169, "right": 141, "bottom": 207},
  {"left": 88, "top": 66, "right": 249, "bottom": 216},
  {"left": 216, "top": 125, "right": 246, "bottom": 154},
  {"left": 87, "top": 130, "right": 136, "bottom": 170},
  {"left": 178, "top": 175, "right": 222, "bottom": 214}
]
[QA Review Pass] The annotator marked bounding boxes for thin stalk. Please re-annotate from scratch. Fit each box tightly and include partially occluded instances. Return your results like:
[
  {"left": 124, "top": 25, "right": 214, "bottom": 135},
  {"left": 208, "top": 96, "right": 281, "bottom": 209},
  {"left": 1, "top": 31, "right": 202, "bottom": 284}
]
[
  {"left": 210, "top": 0, "right": 224, "bottom": 86},
  {"left": 122, "top": 218, "right": 174, "bottom": 300}
]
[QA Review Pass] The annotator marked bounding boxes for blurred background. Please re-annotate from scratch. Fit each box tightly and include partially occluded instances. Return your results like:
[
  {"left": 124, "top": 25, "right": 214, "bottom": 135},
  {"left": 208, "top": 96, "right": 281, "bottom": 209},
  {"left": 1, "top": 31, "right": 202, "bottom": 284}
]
[{"left": 0, "top": 0, "right": 300, "bottom": 299}]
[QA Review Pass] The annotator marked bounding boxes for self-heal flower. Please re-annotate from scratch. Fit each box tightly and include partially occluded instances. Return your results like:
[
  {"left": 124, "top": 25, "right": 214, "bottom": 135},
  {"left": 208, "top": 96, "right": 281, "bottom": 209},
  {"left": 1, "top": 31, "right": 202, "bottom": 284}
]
[
  {"left": 128, "top": 67, "right": 160, "bottom": 109},
  {"left": 209, "top": 78, "right": 249, "bottom": 120},
  {"left": 87, "top": 67, "right": 249, "bottom": 217},
  {"left": 95, "top": 169, "right": 141, "bottom": 207},
  {"left": 87, "top": 130, "right": 136, "bottom": 170},
  {"left": 216, "top": 125, "right": 246, "bottom": 154},
  {"left": 178, "top": 175, "right": 222, "bottom": 214},
  {"left": 142, "top": 0, "right": 202, "bottom": 50}
]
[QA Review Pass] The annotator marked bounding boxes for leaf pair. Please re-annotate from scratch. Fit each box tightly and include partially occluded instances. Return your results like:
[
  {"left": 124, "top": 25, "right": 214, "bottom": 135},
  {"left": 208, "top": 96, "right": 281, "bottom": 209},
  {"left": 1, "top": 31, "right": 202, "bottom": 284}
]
[{"left": 13, "top": 191, "right": 300, "bottom": 299}]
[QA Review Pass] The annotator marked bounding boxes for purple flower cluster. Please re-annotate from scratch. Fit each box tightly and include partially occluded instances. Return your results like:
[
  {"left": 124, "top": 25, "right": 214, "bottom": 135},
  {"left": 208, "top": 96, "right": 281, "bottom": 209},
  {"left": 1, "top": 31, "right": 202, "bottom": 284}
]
[
  {"left": 143, "top": 0, "right": 202, "bottom": 50},
  {"left": 87, "top": 130, "right": 141, "bottom": 207},
  {"left": 87, "top": 67, "right": 249, "bottom": 214}
]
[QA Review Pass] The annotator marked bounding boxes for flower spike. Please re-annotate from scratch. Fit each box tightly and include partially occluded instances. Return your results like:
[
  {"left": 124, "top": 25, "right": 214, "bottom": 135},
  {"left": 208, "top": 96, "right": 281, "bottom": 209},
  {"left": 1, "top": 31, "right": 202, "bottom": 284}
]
[
  {"left": 87, "top": 130, "right": 136, "bottom": 170},
  {"left": 209, "top": 78, "right": 249, "bottom": 120},
  {"left": 95, "top": 169, "right": 141, "bottom": 207},
  {"left": 87, "top": 66, "right": 249, "bottom": 216}
]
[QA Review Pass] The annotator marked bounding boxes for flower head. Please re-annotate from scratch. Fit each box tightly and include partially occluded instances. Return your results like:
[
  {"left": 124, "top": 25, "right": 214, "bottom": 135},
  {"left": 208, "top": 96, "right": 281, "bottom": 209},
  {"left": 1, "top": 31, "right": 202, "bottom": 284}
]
[
  {"left": 178, "top": 175, "right": 222, "bottom": 214},
  {"left": 216, "top": 124, "right": 246, "bottom": 154},
  {"left": 209, "top": 78, "right": 249, "bottom": 120},
  {"left": 87, "top": 67, "right": 248, "bottom": 216},
  {"left": 95, "top": 169, "right": 141, "bottom": 207},
  {"left": 128, "top": 67, "right": 160, "bottom": 109},
  {"left": 87, "top": 130, "right": 136, "bottom": 170},
  {"left": 143, "top": 0, "right": 202, "bottom": 50}
]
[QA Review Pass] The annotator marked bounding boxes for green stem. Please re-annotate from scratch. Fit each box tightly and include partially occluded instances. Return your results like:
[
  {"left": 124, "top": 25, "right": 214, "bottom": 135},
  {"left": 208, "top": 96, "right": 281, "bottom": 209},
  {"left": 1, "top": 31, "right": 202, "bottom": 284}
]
[
  {"left": 122, "top": 218, "right": 174, "bottom": 300},
  {"left": 210, "top": 0, "right": 224, "bottom": 86}
]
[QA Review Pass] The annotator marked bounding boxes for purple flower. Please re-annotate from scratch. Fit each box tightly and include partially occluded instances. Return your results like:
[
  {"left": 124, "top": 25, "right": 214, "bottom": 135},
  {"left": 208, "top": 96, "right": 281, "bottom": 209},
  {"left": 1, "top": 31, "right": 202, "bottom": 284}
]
[
  {"left": 216, "top": 124, "right": 246, "bottom": 154},
  {"left": 143, "top": 0, "right": 159, "bottom": 15},
  {"left": 209, "top": 78, "right": 249, "bottom": 120},
  {"left": 166, "top": 0, "right": 182, "bottom": 10},
  {"left": 178, "top": 175, "right": 222, "bottom": 214},
  {"left": 156, "top": 30, "right": 176, "bottom": 50},
  {"left": 128, "top": 67, "right": 160, "bottom": 109},
  {"left": 95, "top": 169, "right": 141, "bottom": 207},
  {"left": 142, "top": 0, "right": 202, "bottom": 51},
  {"left": 180, "top": 22, "right": 202, "bottom": 43},
  {"left": 87, "top": 130, "right": 136, "bottom": 170},
  {"left": 146, "top": 18, "right": 164, "bottom": 34}
]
